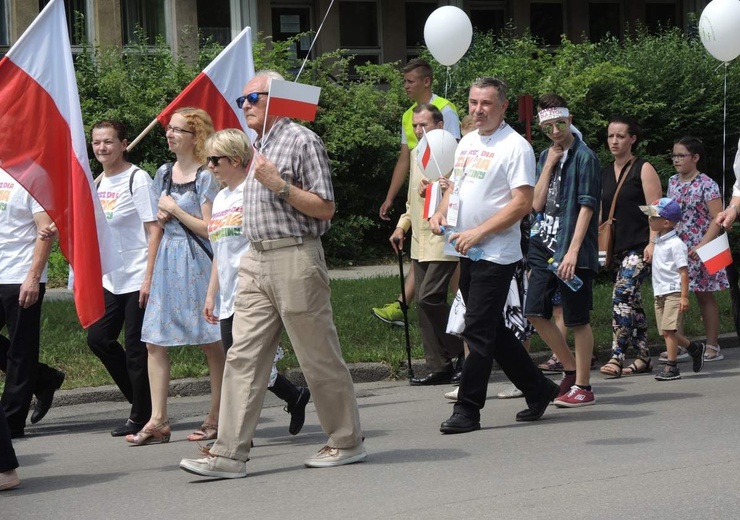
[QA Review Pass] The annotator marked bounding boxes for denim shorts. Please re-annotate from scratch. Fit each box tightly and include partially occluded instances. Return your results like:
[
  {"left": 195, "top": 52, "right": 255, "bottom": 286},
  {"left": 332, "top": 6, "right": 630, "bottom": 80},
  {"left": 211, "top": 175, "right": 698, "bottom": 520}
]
[{"left": 524, "top": 239, "right": 594, "bottom": 327}]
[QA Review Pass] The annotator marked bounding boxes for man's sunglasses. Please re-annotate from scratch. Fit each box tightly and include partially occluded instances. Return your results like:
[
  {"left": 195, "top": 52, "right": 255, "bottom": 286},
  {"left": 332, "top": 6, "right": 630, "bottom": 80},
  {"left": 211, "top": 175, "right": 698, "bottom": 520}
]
[{"left": 236, "top": 91, "right": 269, "bottom": 109}]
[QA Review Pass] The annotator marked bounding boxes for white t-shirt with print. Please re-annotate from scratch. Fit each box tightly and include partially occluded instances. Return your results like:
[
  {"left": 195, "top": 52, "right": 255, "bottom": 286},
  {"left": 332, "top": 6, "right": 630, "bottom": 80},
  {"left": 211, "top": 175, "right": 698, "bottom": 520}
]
[
  {"left": 450, "top": 123, "right": 536, "bottom": 264},
  {"left": 0, "top": 169, "right": 48, "bottom": 284},
  {"left": 209, "top": 180, "right": 249, "bottom": 319},
  {"left": 98, "top": 166, "right": 157, "bottom": 294}
]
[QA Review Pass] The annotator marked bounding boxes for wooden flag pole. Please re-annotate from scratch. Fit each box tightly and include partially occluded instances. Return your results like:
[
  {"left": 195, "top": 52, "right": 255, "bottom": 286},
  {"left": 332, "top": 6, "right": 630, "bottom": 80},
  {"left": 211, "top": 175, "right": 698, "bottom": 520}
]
[{"left": 126, "top": 117, "right": 160, "bottom": 152}]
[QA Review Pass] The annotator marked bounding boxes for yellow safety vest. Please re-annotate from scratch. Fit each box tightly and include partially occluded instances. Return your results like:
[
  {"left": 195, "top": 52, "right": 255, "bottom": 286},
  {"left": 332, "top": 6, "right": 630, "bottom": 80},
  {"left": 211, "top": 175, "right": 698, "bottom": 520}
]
[{"left": 402, "top": 96, "right": 457, "bottom": 150}]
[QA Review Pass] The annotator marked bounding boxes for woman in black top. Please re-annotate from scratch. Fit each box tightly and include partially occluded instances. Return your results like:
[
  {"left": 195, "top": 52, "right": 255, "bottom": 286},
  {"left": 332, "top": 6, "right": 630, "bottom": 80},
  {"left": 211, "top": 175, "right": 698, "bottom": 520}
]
[{"left": 599, "top": 117, "right": 662, "bottom": 377}]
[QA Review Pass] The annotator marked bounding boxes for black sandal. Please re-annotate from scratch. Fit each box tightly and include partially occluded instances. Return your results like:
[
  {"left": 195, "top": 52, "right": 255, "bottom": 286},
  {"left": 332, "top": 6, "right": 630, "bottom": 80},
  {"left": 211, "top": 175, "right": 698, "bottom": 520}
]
[{"left": 622, "top": 356, "right": 652, "bottom": 376}]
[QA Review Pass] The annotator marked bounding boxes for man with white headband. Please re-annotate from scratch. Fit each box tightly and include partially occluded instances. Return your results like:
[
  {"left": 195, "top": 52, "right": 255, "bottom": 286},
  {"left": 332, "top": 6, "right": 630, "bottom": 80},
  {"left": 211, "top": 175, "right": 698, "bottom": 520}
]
[
  {"left": 430, "top": 77, "right": 559, "bottom": 434},
  {"left": 524, "top": 93, "right": 601, "bottom": 408}
]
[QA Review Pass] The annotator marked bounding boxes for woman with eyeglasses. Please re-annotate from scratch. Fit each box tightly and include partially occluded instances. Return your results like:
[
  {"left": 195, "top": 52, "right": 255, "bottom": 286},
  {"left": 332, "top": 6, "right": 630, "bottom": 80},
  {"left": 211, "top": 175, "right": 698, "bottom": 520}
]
[
  {"left": 599, "top": 116, "right": 662, "bottom": 378},
  {"left": 128, "top": 108, "right": 225, "bottom": 445},
  {"left": 202, "top": 129, "right": 310, "bottom": 436},
  {"left": 666, "top": 136, "right": 728, "bottom": 363}
]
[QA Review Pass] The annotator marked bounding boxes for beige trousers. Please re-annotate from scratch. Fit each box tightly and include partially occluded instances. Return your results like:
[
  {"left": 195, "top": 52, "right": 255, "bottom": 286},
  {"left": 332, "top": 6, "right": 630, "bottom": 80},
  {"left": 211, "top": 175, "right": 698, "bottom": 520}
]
[{"left": 209, "top": 238, "right": 363, "bottom": 462}]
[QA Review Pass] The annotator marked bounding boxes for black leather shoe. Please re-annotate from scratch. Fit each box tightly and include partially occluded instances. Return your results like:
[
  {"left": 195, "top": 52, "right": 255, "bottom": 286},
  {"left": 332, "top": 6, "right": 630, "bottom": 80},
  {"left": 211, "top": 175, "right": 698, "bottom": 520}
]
[
  {"left": 31, "top": 369, "right": 65, "bottom": 424},
  {"left": 515, "top": 379, "right": 559, "bottom": 422},
  {"left": 287, "top": 386, "right": 311, "bottom": 435},
  {"left": 440, "top": 413, "right": 480, "bottom": 434},
  {"left": 111, "top": 419, "right": 145, "bottom": 437},
  {"left": 410, "top": 372, "right": 452, "bottom": 386},
  {"left": 450, "top": 368, "right": 463, "bottom": 385}
]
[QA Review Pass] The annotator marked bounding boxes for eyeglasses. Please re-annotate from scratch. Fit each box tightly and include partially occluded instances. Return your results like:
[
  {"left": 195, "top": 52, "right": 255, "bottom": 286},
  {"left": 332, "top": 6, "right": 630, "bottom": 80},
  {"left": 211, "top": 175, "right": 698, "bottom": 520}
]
[
  {"left": 166, "top": 125, "right": 194, "bottom": 135},
  {"left": 540, "top": 120, "right": 568, "bottom": 136},
  {"left": 670, "top": 153, "right": 694, "bottom": 161},
  {"left": 207, "top": 156, "right": 227, "bottom": 166},
  {"left": 236, "top": 91, "right": 269, "bottom": 109}
]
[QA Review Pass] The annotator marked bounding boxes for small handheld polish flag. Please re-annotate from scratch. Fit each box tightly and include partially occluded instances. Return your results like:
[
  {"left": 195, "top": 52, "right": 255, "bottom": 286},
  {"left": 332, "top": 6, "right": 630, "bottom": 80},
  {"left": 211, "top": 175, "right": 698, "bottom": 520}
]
[{"left": 696, "top": 233, "right": 733, "bottom": 275}]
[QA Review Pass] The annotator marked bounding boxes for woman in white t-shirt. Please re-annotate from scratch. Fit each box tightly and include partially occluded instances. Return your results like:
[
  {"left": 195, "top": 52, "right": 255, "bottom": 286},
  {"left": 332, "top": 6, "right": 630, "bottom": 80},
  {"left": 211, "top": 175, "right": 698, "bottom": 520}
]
[
  {"left": 202, "top": 129, "right": 310, "bottom": 436},
  {"left": 87, "top": 120, "right": 161, "bottom": 437}
]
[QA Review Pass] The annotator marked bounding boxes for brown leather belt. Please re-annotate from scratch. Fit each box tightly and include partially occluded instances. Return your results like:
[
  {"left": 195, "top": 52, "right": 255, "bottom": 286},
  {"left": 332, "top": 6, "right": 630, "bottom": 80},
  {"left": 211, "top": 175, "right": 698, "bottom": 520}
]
[{"left": 250, "top": 236, "right": 303, "bottom": 252}]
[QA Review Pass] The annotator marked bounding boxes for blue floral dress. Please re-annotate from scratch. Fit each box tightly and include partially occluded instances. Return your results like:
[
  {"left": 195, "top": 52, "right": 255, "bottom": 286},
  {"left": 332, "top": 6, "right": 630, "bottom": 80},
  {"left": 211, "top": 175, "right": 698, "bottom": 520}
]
[
  {"left": 141, "top": 164, "right": 221, "bottom": 346},
  {"left": 667, "top": 173, "right": 730, "bottom": 293}
]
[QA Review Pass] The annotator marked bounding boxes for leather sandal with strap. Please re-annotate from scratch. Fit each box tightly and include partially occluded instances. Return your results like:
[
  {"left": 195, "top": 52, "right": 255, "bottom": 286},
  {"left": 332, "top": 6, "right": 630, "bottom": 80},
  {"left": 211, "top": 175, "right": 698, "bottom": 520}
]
[
  {"left": 187, "top": 423, "right": 218, "bottom": 442},
  {"left": 622, "top": 356, "right": 653, "bottom": 376},
  {"left": 125, "top": 421, "right": 171, "bottom": 445},
  {"left": 599, "top": 357, "right": 622, "bottom": 378}
]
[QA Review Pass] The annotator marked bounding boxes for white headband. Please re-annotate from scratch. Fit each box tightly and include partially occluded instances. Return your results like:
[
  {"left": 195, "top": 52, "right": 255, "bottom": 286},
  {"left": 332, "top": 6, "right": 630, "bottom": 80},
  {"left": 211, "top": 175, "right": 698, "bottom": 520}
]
[{"left": 538, "top": 107, "right": 570, "bottom": 124}]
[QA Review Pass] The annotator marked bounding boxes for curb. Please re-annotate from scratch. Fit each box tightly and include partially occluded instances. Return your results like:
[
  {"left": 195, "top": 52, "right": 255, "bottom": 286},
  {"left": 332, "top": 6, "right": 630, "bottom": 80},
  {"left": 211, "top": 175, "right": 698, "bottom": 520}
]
[{"left": 49, "top": 333, "right": 737, "bottom": 408}]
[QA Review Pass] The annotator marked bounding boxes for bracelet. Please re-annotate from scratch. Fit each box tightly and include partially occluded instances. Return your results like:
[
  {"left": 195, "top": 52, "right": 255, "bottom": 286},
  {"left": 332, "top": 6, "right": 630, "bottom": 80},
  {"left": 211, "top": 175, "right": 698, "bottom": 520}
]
[{"left": 730, "top": 204, "right": 740, "bottom": 217}]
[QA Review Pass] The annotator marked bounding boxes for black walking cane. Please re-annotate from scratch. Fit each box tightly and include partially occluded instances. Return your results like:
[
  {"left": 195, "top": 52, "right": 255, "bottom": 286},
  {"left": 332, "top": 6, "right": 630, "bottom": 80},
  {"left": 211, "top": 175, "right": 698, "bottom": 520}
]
[{"left": 393, "top": 237, "right": 414, "bottom": 379}]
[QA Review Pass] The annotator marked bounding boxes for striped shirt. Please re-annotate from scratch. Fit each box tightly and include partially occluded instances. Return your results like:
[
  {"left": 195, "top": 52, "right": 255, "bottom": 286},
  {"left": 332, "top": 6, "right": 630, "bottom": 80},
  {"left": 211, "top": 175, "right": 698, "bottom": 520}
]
[{"left": 243, "top": 118, "right": 334, "bottom": 241}]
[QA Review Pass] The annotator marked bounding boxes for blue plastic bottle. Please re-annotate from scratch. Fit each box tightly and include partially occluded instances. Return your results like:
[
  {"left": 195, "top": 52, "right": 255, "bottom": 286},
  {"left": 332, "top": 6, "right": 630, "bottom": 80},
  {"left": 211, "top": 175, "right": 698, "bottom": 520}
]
[
  {"left": 547, "top": 258, "right": 583, "bottom": 292},
  {"left": 440, "top": 226, "right": 484, "bottom": 261}
]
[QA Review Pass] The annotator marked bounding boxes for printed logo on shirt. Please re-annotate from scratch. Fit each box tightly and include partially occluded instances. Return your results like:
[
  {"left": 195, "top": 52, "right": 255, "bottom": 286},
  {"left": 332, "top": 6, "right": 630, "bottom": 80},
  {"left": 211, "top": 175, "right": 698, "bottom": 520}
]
[
  {"left": 98, "top": 191, "right": 120, "bottom": 220},
  {"left": 0, "top": 183, "right": 13, "bottom": 211},
  {"left": 453, "top": 149, "right": 495, "bottom": 182},
  {"left": 208, "top": 206, "right": 243, "bottom": 242}
]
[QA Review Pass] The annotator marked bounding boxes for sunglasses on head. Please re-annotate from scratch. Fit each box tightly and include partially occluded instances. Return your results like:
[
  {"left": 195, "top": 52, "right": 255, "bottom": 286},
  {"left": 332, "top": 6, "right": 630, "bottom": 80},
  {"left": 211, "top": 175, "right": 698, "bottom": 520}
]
[{"left": 236, "top": 91, "right": 269, "bottom": 109}]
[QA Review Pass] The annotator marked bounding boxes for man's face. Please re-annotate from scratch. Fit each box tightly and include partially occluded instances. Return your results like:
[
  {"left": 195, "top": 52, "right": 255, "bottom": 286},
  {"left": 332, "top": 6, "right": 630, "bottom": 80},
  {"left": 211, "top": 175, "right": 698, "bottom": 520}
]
[
  {"left": 468, "top": 86, "right": 508, "bottom": 134},
  {"left": 241, "top": 76, "right": 270, "bottom": 134},
  {"left": 403, "top": 69, "right": 430, "bottom": 102},
  {"left": 411, "top": 110, "right": 443, "bottom": 141},
  {"left": 540, "top": 116, "right": 573, "bottom": 145}
]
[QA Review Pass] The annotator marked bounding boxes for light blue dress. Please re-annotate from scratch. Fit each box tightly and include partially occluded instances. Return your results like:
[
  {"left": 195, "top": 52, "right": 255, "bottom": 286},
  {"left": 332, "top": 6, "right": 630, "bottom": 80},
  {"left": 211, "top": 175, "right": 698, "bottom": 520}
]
[{"left": 141, "top": 164, "right": 221, "bottom": 347}]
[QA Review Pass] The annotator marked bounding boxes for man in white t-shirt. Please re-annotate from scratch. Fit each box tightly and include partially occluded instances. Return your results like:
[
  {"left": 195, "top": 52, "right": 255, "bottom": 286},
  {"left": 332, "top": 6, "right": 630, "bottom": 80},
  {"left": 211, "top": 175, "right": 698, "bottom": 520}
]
[
  {"left": 0, "top": 168, "right": 65, "bottom": 438},
  {"left": 429, "top": 77, "right": 558, "bottom": 434}
]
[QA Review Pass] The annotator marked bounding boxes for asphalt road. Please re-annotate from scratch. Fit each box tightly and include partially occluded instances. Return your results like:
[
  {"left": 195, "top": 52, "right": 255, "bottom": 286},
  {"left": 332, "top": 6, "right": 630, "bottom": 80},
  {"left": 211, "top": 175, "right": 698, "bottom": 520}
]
[{"left": 5, "top": 349, "right": 740, "bottom": 520}]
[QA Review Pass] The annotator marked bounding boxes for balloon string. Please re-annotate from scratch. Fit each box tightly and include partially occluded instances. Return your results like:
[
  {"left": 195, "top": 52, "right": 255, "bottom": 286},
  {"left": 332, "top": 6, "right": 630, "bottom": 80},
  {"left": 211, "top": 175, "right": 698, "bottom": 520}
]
[
  {"left": 295, "top": 0, "right": 336, "bottom": 82},
  {"left": 445, "top": 66, "right": 451, "bottom": 99},
  {"left": 723, "top": 62, "right": 728, "bottom": 206}
]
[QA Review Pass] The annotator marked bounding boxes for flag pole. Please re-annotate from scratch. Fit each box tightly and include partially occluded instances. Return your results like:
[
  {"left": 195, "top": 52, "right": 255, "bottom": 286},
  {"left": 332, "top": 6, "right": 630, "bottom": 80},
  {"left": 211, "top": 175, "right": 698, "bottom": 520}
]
[{"left": 127, "top": 117, "right": 160, "bottom": 152}]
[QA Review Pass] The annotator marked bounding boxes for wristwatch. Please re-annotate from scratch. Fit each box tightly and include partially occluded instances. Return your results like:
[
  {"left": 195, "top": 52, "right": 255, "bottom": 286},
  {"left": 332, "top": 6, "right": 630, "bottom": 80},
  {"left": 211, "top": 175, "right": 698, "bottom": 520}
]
[{"left": 277, "top": 182, "right": 291, "bottom": 200}]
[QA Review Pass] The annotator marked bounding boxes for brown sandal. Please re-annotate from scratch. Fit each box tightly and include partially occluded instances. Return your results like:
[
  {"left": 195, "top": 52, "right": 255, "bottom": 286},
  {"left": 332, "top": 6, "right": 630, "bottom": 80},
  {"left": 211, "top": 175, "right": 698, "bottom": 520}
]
[
  {"left": 622, "top": 356, "right": 653, "bottom": 376},
  {"left": 187, "top": 423, "right": 218, "bottom": 442},
  {"left": 599, "top": 358, "right": 622, "bottom": 378},
  {"left": 125, "top": 421, "right": 171, "bottom": 445}
]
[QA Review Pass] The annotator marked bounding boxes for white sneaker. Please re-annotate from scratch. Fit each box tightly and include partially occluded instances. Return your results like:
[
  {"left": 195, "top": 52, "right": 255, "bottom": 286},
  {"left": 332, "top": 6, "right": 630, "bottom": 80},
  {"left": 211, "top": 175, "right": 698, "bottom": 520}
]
[
  {"left": 304, "top": 443, "right": 367, "bottom": 468},
  {"left": 444, "top": 387, "right": 459, "bottom": 401},
  {"left": 497, "top": 386, "right": 524, "bottom": 399},
  {"left": 179, "top": 455, "right": 247, "bottom": 479}
]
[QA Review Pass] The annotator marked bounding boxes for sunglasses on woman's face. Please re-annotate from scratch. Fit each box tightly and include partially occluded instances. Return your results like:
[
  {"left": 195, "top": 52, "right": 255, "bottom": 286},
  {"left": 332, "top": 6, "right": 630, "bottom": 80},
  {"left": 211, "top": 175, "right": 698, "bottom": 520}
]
[
  {"left": 235, "top": 91, "right": 269, "bottom": 109},
  {"left": 207, "top": 156, "right": 227, "bottom": 166}
]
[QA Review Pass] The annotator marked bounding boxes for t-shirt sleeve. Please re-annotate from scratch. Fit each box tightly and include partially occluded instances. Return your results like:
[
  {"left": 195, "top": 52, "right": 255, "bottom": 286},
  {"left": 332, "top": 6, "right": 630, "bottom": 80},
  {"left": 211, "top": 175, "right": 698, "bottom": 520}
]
[
  {"left": 131, "top": 168, "right": 157, "bottom": 223},
  {"left": 507, "top": 140, "right": 536, "bottom": 189},
  {"left": 704, "top": 175, "right": 722, "bottom": 201},
  {"left": 198, "top": 170, "right": 220, "bottom": 205},
  {"left": 295, "top": 135, "right": 335, "bottom": 201},
  {"left": 400, "top": 124, "right": 407, "bottom": 145},
  {"left": 30, "top": 195, "right": 45, "bottom": 215},
  {"left": 673, "top": 240, "right": 689, "bottom": 269},
  {"left": 152, "top": 164, "right": 168, "bottom": 199},
  {"left": 442, "top": 105, "right": 461, "bottom": 139}
]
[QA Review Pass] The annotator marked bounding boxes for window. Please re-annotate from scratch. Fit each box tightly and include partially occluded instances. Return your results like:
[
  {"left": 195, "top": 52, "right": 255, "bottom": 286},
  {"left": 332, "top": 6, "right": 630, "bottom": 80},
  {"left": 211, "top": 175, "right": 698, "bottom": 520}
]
[
  {"left": 469, "top": 1, "right": 507, "bottom": 35},
  {"left": 271, "top": 7, "right": 312, "bottom": 61},
  {"left": 530, "top": 2, "right": 564, "bottom": 47},
  {"left": 39, "top": 0, "right": 88, "bottom": 45},
  {"left": 645, "top": 1, "right": 679, "bottom": 33},
  {"left": 199, "top": 0, "right": 231, "bottom": 46},
  {"left": 406, "top": 1, "right": 437, "bottom": 48},
  {"left": 1, "top": 0, "right": 8, "bottom": 46},
  {"left": 339, "top": 0, "right": 381, "bottom": 73},
  {"left": 589, "top": 2, "right": 621, "bottom": 41},
  {"left": 122, "top": 0, "right": 167, "bottom": 45}
]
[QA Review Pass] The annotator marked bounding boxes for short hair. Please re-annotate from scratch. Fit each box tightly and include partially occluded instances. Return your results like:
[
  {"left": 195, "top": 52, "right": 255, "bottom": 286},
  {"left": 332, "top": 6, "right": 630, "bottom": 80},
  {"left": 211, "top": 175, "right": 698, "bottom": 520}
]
[
  {"left": 412, "top": 103, "right": 444, "bottom": 126},
  {"left": 607, "top": 115, "right": 641, "bottom": 151},
  {"left": 173, "top": 107, "right": 215, "bottom": 164},
  {"left": 91, "top": 120, "right": 127, "bottom": 141},
  {"left": 674, "top": 135, "right": 706, "bottom": 169},
  {"left": 470, "top": 77, "right": 508, "bottom": 104},
  {"left": 205, "top": 129, "right": 253, "bottom": 168},
  {"left": 402, "top": 58, "right": 433, "bottom": 82},
  {"left": 537, "top": 93, "right": 568, "bottom": 111},
  {"left": 254, "top": 69, "right": 286, "bottom": 88}
]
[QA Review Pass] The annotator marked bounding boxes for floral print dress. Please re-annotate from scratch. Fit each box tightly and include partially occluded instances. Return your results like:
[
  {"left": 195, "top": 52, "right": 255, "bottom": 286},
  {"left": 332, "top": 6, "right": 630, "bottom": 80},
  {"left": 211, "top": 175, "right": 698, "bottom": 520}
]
[{"left": 667, "top": 173, "right": 729, "bottom": 293}]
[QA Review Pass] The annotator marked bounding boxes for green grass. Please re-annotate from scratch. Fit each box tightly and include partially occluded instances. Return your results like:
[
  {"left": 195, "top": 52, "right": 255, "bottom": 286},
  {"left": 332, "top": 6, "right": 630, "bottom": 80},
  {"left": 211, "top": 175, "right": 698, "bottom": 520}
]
[{"left": 0, "top": 275, "right": 735, "bottom": 390}]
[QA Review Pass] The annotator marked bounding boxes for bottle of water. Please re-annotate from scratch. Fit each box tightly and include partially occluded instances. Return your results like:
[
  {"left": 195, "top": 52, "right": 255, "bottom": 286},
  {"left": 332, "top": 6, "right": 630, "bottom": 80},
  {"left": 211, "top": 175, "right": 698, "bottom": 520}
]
[
  {"left": 547, "top": 258, "right": 583, "bottom": 292},
  {"left": 530, "top": 213, "right": 543, "bottom": 237},
  {"left": 440, "top": 226, "right": 484, "bottom": 261}
]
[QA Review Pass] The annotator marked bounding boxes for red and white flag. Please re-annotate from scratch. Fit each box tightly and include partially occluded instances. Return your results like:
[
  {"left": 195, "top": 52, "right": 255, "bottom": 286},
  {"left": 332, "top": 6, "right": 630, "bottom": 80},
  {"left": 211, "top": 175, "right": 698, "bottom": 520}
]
[
  {"left": 267, "top": 79, "right": 321, "bottom": 121},
  {"left": 0, "top": 0, "right": 120, "bottom": 328},
  {"left": 696, "top": 233, "right": 733, "bottom": 275},
  {"left": 157, "top": 26, "right": 255, "bottom": 136}
]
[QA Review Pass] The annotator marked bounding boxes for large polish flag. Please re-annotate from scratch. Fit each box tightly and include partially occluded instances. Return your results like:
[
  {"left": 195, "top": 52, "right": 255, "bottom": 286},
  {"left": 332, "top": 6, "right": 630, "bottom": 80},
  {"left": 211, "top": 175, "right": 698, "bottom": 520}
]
[
  {"left": 0, "top": 0, "right": 120, "bottom": 328},
  {"left": 157, "top": 26, "right": 255, "bottom": 136},
  {"left": 267, "top": 80, "right": 321, "bottom": 121}
]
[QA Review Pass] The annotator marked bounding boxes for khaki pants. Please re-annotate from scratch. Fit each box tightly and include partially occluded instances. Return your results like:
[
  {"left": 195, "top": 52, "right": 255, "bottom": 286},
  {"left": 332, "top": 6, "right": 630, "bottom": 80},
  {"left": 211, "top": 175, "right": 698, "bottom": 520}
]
[{"left": 209, "top": 238, "right": 363, "bottom": 462}]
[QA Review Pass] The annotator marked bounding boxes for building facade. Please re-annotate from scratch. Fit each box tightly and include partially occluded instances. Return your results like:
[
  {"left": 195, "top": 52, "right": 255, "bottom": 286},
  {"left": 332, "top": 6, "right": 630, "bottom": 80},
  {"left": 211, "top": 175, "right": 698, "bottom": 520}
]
[{"left": 1, "top": 1, "right": 711, "bottom": 61}]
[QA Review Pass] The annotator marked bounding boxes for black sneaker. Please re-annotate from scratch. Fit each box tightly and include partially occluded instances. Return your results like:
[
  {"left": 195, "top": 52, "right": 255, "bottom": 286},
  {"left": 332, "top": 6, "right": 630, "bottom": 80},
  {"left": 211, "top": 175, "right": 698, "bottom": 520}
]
[
  {"left": 687, "top": 341, "right": 706, "bottom": 373},
  {"left": 655, "top": 365, "right": 681, "bottom": 381}
]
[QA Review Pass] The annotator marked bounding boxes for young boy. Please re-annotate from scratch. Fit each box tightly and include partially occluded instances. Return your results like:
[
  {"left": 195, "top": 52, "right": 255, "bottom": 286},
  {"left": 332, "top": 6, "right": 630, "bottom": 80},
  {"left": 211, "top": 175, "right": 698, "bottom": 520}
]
[
  {"left": 641, "top": 198, "right": 705, "bottom": 381},
  {"left": 524, "top": 94, "right": 601, "bottom": 407}
]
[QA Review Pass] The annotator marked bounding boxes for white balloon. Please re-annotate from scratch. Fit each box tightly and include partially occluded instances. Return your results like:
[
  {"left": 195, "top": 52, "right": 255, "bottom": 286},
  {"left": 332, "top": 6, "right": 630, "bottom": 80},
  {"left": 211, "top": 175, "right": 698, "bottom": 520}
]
[
  {"left": 416, "top": 129, "right": 458, "bottom": 181},
  {"left": 423, "top": 6, "right": 473, "bottom": 67},
  {"left": 699, "top": 0, "right": 740, "bottom": 62}
]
